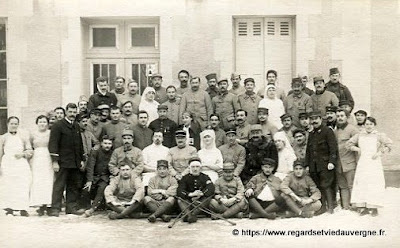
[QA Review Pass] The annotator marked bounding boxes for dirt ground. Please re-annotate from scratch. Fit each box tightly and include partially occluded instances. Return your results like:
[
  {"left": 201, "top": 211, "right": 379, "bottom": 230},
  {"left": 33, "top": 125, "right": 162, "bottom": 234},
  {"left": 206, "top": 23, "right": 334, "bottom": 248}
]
[{"left": 1, "top": 188, "right": 400, "bottom": 248}]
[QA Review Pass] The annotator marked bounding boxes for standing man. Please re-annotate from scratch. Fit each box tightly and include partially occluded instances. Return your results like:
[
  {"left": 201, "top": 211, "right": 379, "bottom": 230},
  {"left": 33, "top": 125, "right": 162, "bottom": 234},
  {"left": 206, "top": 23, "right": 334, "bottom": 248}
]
[
  {"left": 101, "top": 106, "right": 131, "bottom": 149},
  {"left": 120, "top": 80, "right": 141, "bottom": 115},
  {"left": 205, "top": 73, "right": 219, "bottom": 99},
  {"left": 78, "top": 96, "right": 89, "bottom": 116},
  {"left": 284, "top": 78, "right": 313, "bottom": 127},
  {"left": 120, "top": 101, "right": 138, "bottom": 127},
  {"left": 326, "top": 68, "right": 355, "bottom": 110},
  {"left": 279, "top": 114, "right": 297, "bottom": 146},
  {"left": 162, "top": 85, "right": 181, "bottom": 125},
  {"left": 311, "top": 76, "right": 339, "bottom": 116},
  {"left": 111, "top": 76, "right": 127, "bottom": 105},
  {"left": 207, "top": 114, "right": 227, "bottom": 148},
  {"left": 151, "top": 73, "right": 168, "bottom": 104},
  {"left": 257, "top": 70, "right": 286, "bottom": 101},
  {"left": 298, "top": 112, "right": 313, "bottom": 141},
  {"left": 88, "top": 76, "right": 118, "bottom": 110},
  {"left": 305, "top": 111, "right": 338, "bottom": 214},
  {"left": 48, "top": 103, "right": 85, "bottom": 216},
  {"left": 54, "top": 107, "right": 65, "bottom": 121},
  {"left": 86, "top": 109, "right": 103, "bottom": 140},
  {"left": 132, "top": 111, "right": 154, "bottom": 150},
  {"left": 179, "top": 77, "right": 213, "bottom": 129},
  {"left": 218, "top": 128, "right": 246, "bottom": 177},
  {"left": 238, "top": 78, "right": 262, "bottom": 124},
  {"left": 149, "top": 105, "right": 178, "bottom": 148},
  {"left": 229, "top": 72, "right": 245, "bottom": 96},
  {"left": 98, "top": 104, "right": 111, "bottom": 124},
  {"left": 235, "top": 109, "right": 251, "bottom": 146},
  {"left": 212, "top": 78, "right": 240, "bottom": 129},
  {"left": 176, "top": 70, "right": 191, "bottom": 97},
  {"left": 288, "top": 75, "right": 314, "bottom": 96},
  {"left": 325, "top": 106, "right": 338, "bottom": 129}
]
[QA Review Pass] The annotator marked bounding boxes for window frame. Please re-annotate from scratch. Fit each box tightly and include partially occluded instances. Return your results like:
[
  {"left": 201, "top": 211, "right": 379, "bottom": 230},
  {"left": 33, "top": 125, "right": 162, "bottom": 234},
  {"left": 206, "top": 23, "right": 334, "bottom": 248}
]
[
  {"left": 126, "top": 23, "right": 159, "bottom": 52},
  {"left": 0, "top": 18, "right": 7, "bottom": 135},
  {"left": 89, "top": 24, "right": 120, "bottom": 50},
  {"left": 88, "top": 59, "right": 124, "bottom": 94}
]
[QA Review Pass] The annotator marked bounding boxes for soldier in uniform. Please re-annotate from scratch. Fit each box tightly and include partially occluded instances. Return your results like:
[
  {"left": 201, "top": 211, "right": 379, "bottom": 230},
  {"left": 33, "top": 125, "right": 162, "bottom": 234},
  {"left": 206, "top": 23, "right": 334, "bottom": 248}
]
[
  {"left": 177, "top": 157, "right": 215, "bottom": 223},
  {"left": 212, "top": 78, "right": 240, "bottom": 130},
  {"left": 218, "top": 128, "right": 246, "bottom": 177},
  {"left": 229, "top": 72, "right": 246, "bottom": 96},
  {"left": 257, "top": 107, "right": 278, "bottom": 140},
  {"left": 284, "top": 78, "right": 313, "bottom": 127},
  {"left": 108, "top": 129, "right": 144, "bottom": 177},
  {"left": 148, "top": 104, "right": 178, "bottom": 148},
  {"left": 120, "top": 101, "right": 138, "bottom": 127},
  {"left": 88, "top": 76, "right": 118, "bottom": 111},
  {"left": 292, "top": 129, "right": 308, "bottom": 161},
  {"left": 326, "top": 67, "right": 355, "bottom": 110},
  {"left": 105, "top": 163, "right": 144, "bottom": 220},
  {"left": 280, "top": 160, "right": 322, "bottom": 218},
  {"left": 176, "top": 70, "right": 191, "bottom": 97},
  {"left": 110, "top": 76, "right": 127, "bottom": 105},
  {"left": 305, "top": 111, "right": 338, "bottom": 215},
  {"left": 86, "top": 109, "right": 103, "bottom": 140},
  {"left": 235, "top": 109, "right": 251, "bottom": 146},
  {"left": 98, "top": 104, "right": 111, "bottom": 124},
  {"left": 205, "top": 73, "right": 220, "bottom": 99},
  {"left": 207, "top": 114, "right": 227, "bottom": 148},
  {"left": 162, "top": 85, "right": 181, "bottom": 125},
  {"left": 238, "top": 78, "right": 262, "bottom": 124},
  {"left": 325, "top": 106, "right": 338, "bottom": 129},
  {"left": 339, "top": 100, "right": 357, "bottom": 126},
  {"left": 100, "top": 106, "right": 133, "bottom": 149},
  {"left": 78, "top": 95, "right": 89, "bottom": 116},
  {"left": 209, "top": 163, "right": 247, "bottom": 219},
  {"left": 144, "top": 160, "right": 178, "bottom": 223},
  {"left": 167, "top": 129, "right": 198, "bottom": 181},
  {"left": 151, "top": 73, "right": 168, "bottom": 104},
  {"left": 240, "top": 124, "right": 278, "bottom": 184},
  {"left": 257, "top": 70, "right": 286, "bottom": 101},
  {"left": 288, "top": 75, "right": 314, "bottom": 96},
  {"left": 311, "top": 76, "right": 339, "bottom": 116},
  {"left": 244, "top": 158, "right": 281, "bottom": 219},
  {"left": 279, "top": 114, "right": 297, "bottom": 146},
  {"left": 179, "top": 77, "right": 213, "bottom": 129},
  {"left": 298, "top": 112, "right": 313, "bottom": 141},
  {"left": 132, "top": 111, "right": 154, "bottom": 150},
  {"left": 119, "top": 80, "right": 141, "bottom": 115}
]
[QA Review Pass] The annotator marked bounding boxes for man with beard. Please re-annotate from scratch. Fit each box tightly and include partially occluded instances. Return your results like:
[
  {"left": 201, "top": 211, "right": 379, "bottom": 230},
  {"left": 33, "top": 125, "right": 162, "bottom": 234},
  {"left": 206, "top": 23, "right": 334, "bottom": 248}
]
[
  {"left": 235, "top": 109, "right": 251, "bottom": 146},
  {"left": 48, "top": 103, "right": 85, "bottom": 216},
  {"left": 238, "top": 78, "right": 262, "bottom": 124},
  {"left": 311, "top": 76, "right": 339, "bottom": 116},
  {"left": 279, "top": 114, "right": 296, "bottom": 146},
  {"left": 257, "top": 70, "right": 286, "bottom": 101},
  {"left": 325, "top": 106, "right": 338, "bottom": 129},
  {"left": 86, "top": 109, "right": 103, "bottom": 140},
  {"left": 176, "top": 70, "right": 191, "bottom": 97},
  {"left": 179, "top": 77, "right": 213, "bottom": 129},
  {"left": 132, "top": 111, "right": 154, "bottom": 150},
  {"left": 207, "top": 114, "right": 227, "bottom": 148},
  {"left": 162, "top": 86, "right": 181, "bottom": 124},
  {"left": 78, "top": 95, "right": 89, "bottom": 116},
  {"left": 83, "top": 135, "right": 114, "bottom": 217},
  {"left": 326, "top": 68, "right": 355, "bottom": 110},
  {"left": 354, "top": 109, "right": 367, "bottom": 131},
  {"left": 229, "top": 72, "right": 246, "bottom": 96},
  {"left": 88, "top": 76, "right": 118, "bottom": 110},
  {"left": 218, "top": 129, "right": 246, "bottom": 177},
  {"left": 257, "top": 107, "right": 278, "bottom": 140},
  {"left": 108, "top": 129, "right": 144, "bottom": 177},
  {"left": 98, "top": 104, "right": 110, "bottom": 124},
  {"left": 167, "top": 129, "right": 198, "bottom": 181},
  {"left": 120, "top": 101, "right": 138, "bottom": 127},
  {"left": 151, "top": 73, "right": 168, "bottom": 104},
  {"left": 334, "top": 108, "right": 359, "bottom": 210},
  {"left": 240, "top": 124, "right": 278, "bottom": 184},
  {"left": 305, "top": 111, "right": 338, "bottom": 215},
  {"left": 101, "top": 106, "right": 132, "bottom": 149},
  {"left": 284, "top": 78, "right": 313, "bottom": 127},
  {"left": 120, "top": 80, "right": 141, "bottom": 115},
  {"left": 205, "top": 73, "right": 219, "bottom": 99},
  {"left": 149, "top": 105, "right": 178, "bottom": 148},
  {"left": 111, "top": 76, "right": 127, "bottom": 105},
  {"left": 212, "top": 78, "right": 240, "bottom": 129},
  {"left": 292, "top": 129, "right": 308, "bottom": 161}
]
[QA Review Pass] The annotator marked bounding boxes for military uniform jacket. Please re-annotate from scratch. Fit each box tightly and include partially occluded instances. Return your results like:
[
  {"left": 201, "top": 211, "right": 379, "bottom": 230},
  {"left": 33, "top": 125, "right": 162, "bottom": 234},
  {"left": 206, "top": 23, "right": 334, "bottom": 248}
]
[
  {"left": 177, "top": 173, "right": 215, "bottom": 200},
  {"left": 206, "top": 87, "right": 220, "bottom": 99},
  {"left": 334, "top": 123, "right": 359, "bottom": 172},
  {"left": 48, "top": 118, "right": 84, "bottom": 168},
  {"left": 167, "top": 145, "right": 198, "bottom": 176},
  {"left": 214, "top": 128, "right": 227, "bottom": 148},
  {"left": 229, "top": 85, "right": 246, "bottom": 96},
  {"left": 149, "top": 118, "right": 178, "bottom": 148},
  {"left": 326, "top": 81, "right": 355, "bottom": 109},
  {"left": 100, "top": 120, "right": 130, "bottom": 149},
  {"left": 237, "top": 93, "right": 262, "bottom": 124},
  {"left": 245, "top": 173, "right": 282, "bottom": 197},
  {"left": 108, "top": 146, "right": 144, "bottom": 176},
  {"left": 119, "top": 93, "right": 141, "bottom": 115},
  {"left": 284, "top": 92, "right": 313, "bottom": 127},
  {"left": 280, "top": 172, "right": 321, "bottom": 200},
  {"left": 110, "top": 89, "right": 127, "bottom": 107},
  {"left": 148, "top": 175, "right": 178, "bottom": 200},
  {"left": 162, "top": 99, "right": 181, "bottom": 125},
  {"left": 218, "top": 142, "right": 246, "bottom": 176},
  {"left": 293, "top": 142, "right": 307, "bottom": 161},
  {"left": 88, "top": 92, "right": 118, "bottom": 111},
  {"left": 86, "top": 121, "right": 104, "bottom": 140},
  {"left": 310, "top": 90, "right": 339, "bottom": 116},
  {"left": 212, "top": 92, "right": 240, "bottom": 129},
  {"left": 154, "top": 86, "right": 168, "bottom": 104},
  {"left": 104, "top": 174, "right": 144, "bottom": 203},
  {"left": 214, "top": 176, "right": 245, "bottom": 201},
  {"left": 305, "top": 124, "right": 338, "bottom": 173},
  {"left": 236, "top": 122, "right": 251, "bottom": 145},
  {"left": 179, "top": 90, "right": 213, "bottom": 124},
  {"left": 132, "top": 124, "right": 154, "bottom": 150},
  {"left": 86, "top": 148, "right": 112, "bottom": 184}
]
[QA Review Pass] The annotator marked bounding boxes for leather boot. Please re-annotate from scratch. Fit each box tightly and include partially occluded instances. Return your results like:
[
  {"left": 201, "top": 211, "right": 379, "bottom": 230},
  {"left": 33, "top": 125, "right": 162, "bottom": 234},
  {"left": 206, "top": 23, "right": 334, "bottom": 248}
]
[
  {"left": 209, "top": 199, "right": 227, "bottom": 214},
  {"left": 283, "top": 197, "right": 302, "bottom": 216},
  {"left": 325, "top": 188, "right": 335, "bottom": 214},
  {"left": 340, "top": 189, "right": 351, "bottom": 210},
  {"left": 315, "top": 192, "right": 327, "bottom": 216},
  {"left": 114, "top": 202, "right": 141, "bottom": 219},
  {"left": 248, "top": 198, "right": 276, "bottom": 220},
  {"left": 222, "top": 203, "right": 243, "bottom": 218},
  {"left": 145, "top": 201, "right": 159, "bottom": 213},
  {"left": 152, "top": 202, "right": 173, "bottom": 222}
]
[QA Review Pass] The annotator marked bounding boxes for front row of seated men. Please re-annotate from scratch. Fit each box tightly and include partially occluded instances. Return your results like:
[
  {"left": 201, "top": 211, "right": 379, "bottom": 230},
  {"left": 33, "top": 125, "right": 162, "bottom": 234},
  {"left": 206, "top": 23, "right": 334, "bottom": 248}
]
[{"left": 94, "top": 152, "right": 322, "bottom": 223}]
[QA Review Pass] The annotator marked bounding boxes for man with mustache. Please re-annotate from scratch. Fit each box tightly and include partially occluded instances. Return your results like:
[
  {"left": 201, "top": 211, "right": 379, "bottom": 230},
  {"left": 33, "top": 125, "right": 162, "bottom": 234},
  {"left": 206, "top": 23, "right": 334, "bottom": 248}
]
[
  {"left": 176, "top": 70, "right": 191, "bottom": 97},
  {"left": 326, "top": 68, "right": 355, "bottom": 110},
  {"left": 120, "top": 100, "right": 138, "bottom": 127},
  {"left": 288, "top": 75, "right": 314, "bottom": 96},
  {"left": 235, "top": 109, "right": 251, "bottom": 146},
  {"left": 148, "top": 105, "right": 178, "bottom": 148},
  {"left": 206, "top": 114, "right": 227, "bottom": 148},
  {"left": 212, "top": 78, "right": 240, "bottom": 130},
  {"left": 257, "top": 107, "right": 278, "bottom": 140},
  {"left": 284, "top": 78, "right": 313, "bottom": 127},
  {"left": 162, "top": 86, "right": 181, "bottom": 125},
  {"left": 86, "top": 108, "right": 104, "bottom": 140},
  {"left": 292, "top": 129, "right": 308, "bottom": 161},
  {"left": 132, "top": 111, "right": 154, "bottom": 150},
  {"left": 325, "top": 106, "right": 338, "bottom": 129},
  {"left": 229, "top": 72, "right": 246, "bottom": 96},
  {"left": 310, "top": 76, "right": 339, "bottom": 116},
  {"left": 257, "top": 70, "right": 286, "bottom": 101},
  {"left": 88, "top": 76, "right": 118, "bottom": 111},
  {"left": 120, "top": 80, "right": 141, "bottom": 115},
  {"left": 101, "top": 106, "right": 133, "bottom": 149},
  {"left": 238, "top": 78, "right": 262, "bottom": 124},
  {"left": 218, "top": 128, "right": 246, "bottom": 177},
  {"left": 205, "top": 73, "right": 220, "bottom": 99},
  {"left": 151, "top": 73, "right": 168, "bottom": 104},
  {"left": 111, "top": 76, "right": 127, "bottom": 105}
]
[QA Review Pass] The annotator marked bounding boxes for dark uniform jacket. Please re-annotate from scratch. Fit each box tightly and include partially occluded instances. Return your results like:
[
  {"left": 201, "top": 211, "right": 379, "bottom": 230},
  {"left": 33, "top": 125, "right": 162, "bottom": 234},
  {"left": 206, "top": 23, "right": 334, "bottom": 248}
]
[
  {"left": 86, "top": 148, "right": 112, "bottom": 184},
  {"left": 177, "top": 173, "right": 215, "bottom": 200},
  {"left": 149, "top": 118, "right": 178, "bottom": 148},
  {"left": 325, "top": 81, "right": 355, "bottom": 109},
  {"left": 48, "top": 118, "right": 84, "bottom": 168},
  {"left": 88, "top": 92, "right": 118, "bottom": 110}
]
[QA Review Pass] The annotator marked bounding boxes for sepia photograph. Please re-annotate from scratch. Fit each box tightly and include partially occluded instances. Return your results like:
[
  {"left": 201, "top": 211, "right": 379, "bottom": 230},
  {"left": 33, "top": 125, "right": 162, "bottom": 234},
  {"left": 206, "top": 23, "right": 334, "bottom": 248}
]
[{"left": 0, "top": 0, "right": 399, "bottom": 247}]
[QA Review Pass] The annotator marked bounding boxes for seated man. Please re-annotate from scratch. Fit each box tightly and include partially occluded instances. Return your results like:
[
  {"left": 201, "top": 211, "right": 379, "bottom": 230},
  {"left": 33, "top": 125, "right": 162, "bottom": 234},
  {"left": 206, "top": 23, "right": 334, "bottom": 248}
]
[
  {"left": 209, "top": 163, "right": 247, "bottom": 219},
  {"left": 83, "top": 135, "right": 114, "bottom": 217},
  {"left": 244, "top": 158, "right": 282, "bottom": 219},
  {"left": 144, "top": 160, "right": 178, "bottom": 223},
  {"left": 104, "top": 163, "right": 144, "bottom": 220},
  {"left": 280, "top": 160, "right": 322, "bottom": 218},
  {"left": 177, "top": 157, "right": 215, "bottom": 223}
]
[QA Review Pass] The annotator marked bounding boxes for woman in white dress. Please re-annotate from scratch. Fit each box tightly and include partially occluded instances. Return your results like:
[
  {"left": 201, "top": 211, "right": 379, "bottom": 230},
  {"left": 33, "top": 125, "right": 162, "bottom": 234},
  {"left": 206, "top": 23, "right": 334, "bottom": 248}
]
[
  {"left": 0, "top": 116, "right": 33, "bottom": 216},
  {"left": 273, "top": 131, "right": 297, "bottom": 180},
  {"left": 198, "top": 129, "right": 223, "bottom": 182},
  {"left": 346, "top": 117, "right": 392, "bottom": 216},
  {"left": 29, "top": 115, "right": 54, "bottom": 216},
  {"left": 258, "top": 85, "right": 285, "bottom": 129},
  {"left": 139, "top": 87, "right": 159, "bottom": 125}
]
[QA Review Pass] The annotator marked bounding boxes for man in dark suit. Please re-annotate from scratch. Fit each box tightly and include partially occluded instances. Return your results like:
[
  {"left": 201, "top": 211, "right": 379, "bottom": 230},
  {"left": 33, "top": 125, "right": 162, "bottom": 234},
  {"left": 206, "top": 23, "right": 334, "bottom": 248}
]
[
  {"left": 305, "top": 111, "right": 338, "bottom": 215},
  {"left": 48, "top": 103, "right": 85, "bottom": 216}
]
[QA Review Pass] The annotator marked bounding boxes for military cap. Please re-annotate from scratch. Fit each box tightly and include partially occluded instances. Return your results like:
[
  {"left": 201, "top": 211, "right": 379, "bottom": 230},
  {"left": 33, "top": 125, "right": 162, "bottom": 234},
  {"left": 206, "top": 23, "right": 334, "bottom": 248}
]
[
  {"left": 121, "top": 129, "right": 134, "bottom": 137},
  {"left": 151, "top": 73, "right": 162, "bottom": 79},
  {"left": 205, "top": 73, "right": 217, "bottom": 81},
  {"left": 157, "top": 104, "right": 168, "bottom": 110},
  {"left": 79, "top": 95, "right": 88, "bottom": 103},
  {"left": 157, "top": 160, "right": 169, "bottom": 168},
  {"left": 354, "top": 110, "right": 367, "bottom": 116},
  {"left": 280, "top": 113, "right": 292, "bottom": 121},
  {"left": 76, "top": 113, "right": 89, "bottom": 122},
  {"left": 97, "top": 104, "right": 110, "bottom": 110},
  {"left": 225, "top": 128, "right": 237, "bottom": 135},
  {"left": 293, "top": 160, "right": 306, "bottom": 168},
  {"left": 218, "top": 78, "right": 229, "bottom": 85},
  {"left": 243, "top": 78, "right": 255, "bottom": 85},
  {"left": 326, "top": 106, "right": 338, "bottom": 113},
  {"left": 329, "top": 67, "right": 340, "bottom": 75},
  {"left": 313, "top": 76, "right": 324, "bottom": 84},
  {"left": 339, "top": 100, "right": 350, "bottom": 106},
  {"left": 291, "top": 77, "right": 302, "bottom": 85},
  {"left": 309, "top": 110, "right": 323, "bottom": 118},
  {"left": 222, "top": 163, "right": 235, "bottom": 171},
  {"left": 298, "top": 112, "right": 309, "bottom": 119},
  {"left": 90, "top": 108, "right": 101, "bottom": 115},
  {"left": 175, "top": 129, "right": 187, "bottom": 137},
  {"left": 261, "top": 158, "right": 277, "bottom": 167},
  {"left": 250, "top": 124, "right": 262, "bottom": 132},
  {"left": 189, "top": 157, "right": 202, "bottom": 165},
  {"left": 292, "top": 129, "right": 306, "bottom": 137},
  {"left": 257, "top": 107, "right": 269, "bottom": 114}
]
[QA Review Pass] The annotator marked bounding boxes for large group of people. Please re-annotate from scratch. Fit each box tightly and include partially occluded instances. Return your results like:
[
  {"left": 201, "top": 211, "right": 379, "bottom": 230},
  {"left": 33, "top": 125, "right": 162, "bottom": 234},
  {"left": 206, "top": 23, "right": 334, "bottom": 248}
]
[{"left": 0, "top": 68, "right": 393, "bottom": 224}]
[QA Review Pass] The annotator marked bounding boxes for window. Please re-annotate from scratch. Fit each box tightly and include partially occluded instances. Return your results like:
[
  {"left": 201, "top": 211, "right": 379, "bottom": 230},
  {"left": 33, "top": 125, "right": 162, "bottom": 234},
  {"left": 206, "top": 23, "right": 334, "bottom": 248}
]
[
  {"left": 92, "top": 63, "right": 117, "bottom": 92},
  {"left": 129, "top": 24, "right": 158, "bottom": 49},
  {"left": 0, "top": 21, "right": 6, "bottom": 134},
  {"left": 89, "top": 25, "right": 119, "bottom": 49}
]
